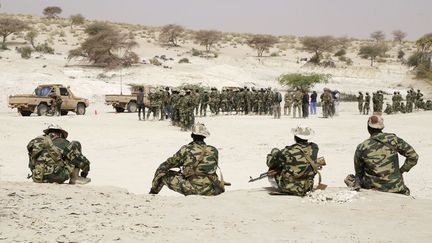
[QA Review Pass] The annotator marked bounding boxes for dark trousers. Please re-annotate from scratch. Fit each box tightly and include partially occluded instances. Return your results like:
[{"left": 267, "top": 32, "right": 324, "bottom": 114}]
[
  {"left": 138, "top": 104, "right": 145, "bottom": 120},
  {"left": 302, "top": 103, "right": 309, "bottom": 118}
]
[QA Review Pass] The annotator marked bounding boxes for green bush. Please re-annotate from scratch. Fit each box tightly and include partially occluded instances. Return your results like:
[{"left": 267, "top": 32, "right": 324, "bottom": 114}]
[
  {"left": 20, "top": 46, "right": 33, "bottom": 59},
  {"left": 334, "top": 49, "right": 346, "bottom": 57},
  {"left": 178, "top": 58, "right": 189, "bottom": 63},
  {"left": 35, "top": 43, "right": 55, "bottom": 54},
  {"left": 191, "top": 48, "right": 203, "bottom": 56}
]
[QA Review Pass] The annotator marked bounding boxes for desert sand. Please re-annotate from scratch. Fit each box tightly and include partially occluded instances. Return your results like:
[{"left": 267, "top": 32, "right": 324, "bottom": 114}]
[{"left": 1, "top": 14, "right": 432, "bottom": 242}]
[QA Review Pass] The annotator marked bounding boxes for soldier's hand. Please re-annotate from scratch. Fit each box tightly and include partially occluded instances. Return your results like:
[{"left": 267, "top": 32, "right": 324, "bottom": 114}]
[{"left": 80, "top": 171, "right": 88, "bottom": 178}]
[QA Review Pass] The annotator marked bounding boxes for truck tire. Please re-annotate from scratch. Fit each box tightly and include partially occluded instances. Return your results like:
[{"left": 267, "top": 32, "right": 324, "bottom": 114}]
[
  {"left": 37, "top": 103, "right": 49, "bottom": 116},
  {"left": 61, "top": 110, "right": 68, "bottom": 116},
  {"left": 76, "top": 103, "right": 86, "bottom": 115},
  {"left": 127, "top": 101, "right": 137, "bottom": 113},
  {"left": 20, "top": 110, "right": 32, "bottom": 116},
  {"left": 115, "top": 107, "right": 125, "bottom": 113}
]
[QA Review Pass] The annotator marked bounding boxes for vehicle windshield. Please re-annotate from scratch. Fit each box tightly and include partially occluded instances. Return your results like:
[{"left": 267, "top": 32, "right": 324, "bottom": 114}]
[{"left": 35, "top": 87, "right": 52, "bottom": 97}]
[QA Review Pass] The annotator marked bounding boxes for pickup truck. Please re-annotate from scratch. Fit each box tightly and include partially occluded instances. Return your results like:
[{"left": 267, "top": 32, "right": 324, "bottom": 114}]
[
  {"left": 105, "top": 84, "right": 151, "bottom": 112},
  {"left": 8, "top": 84, "right": 90, "bottom": 116}
]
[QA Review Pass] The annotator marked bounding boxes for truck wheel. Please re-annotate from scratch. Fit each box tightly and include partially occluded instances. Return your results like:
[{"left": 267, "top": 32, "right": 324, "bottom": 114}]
[
  {"left": 20, "top": 110, "right": 32, "bottom": 116},
  {"left": 115, "top": 107, "right": 125, "bottom": 113},
  {"left": 76, "top": 103, "right": 86, "bottom": 115},
  {"left": 61, "top": 110, "right": 68, "bottom": 116},
  {"left": 127, "top": 101, "right": 137, "bottom": 113},
  {"left": 37, "top": 103, "right": 49, "bottom": 116}
]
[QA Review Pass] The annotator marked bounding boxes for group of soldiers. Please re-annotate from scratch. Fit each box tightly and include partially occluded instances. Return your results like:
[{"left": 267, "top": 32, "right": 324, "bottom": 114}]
[
  {"left": 357, "top": 89, "right": 432, "bottom": 115},
  {"left": 29, "top": 115, "right": 419, "bottom": 198}
]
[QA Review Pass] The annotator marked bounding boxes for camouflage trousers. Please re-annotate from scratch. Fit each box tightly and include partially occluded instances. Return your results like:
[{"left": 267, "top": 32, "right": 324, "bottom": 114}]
[
  {"left": 200, "top": 103, "right": 208, "bottom": 117},
  {"left": 292, "top": 103, "right": 302, "bottom": 118},
  {"left": 276, "top": 174, "right": 314, "bottom": 196},
  {"left": 32, "top": 162, "right": 72, "bottom": 184},
  {"left": 152, "top": 170, "right": 223, "bottom": 196},
  {"left": 284, "top": 103, "right": 292, "bottom": 116},
  {"left": 180, "top": 111, "right": 194, "bottom": 130}
]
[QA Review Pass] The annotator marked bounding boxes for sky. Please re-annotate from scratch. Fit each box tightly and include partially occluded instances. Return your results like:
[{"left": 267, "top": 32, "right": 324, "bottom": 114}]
[{"left": 0, "top": 0, "right": 431, "bottom": 40}]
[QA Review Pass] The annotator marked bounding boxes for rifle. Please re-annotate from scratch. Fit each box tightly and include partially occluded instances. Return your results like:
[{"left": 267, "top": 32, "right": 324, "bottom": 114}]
[{"left": 249, "top": 170, "right": 277, "bottom": 183}]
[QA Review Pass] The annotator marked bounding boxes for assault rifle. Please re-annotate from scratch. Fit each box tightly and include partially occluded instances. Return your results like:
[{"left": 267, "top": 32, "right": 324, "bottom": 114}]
[{"left": 248, "top": 157, "right": 326, "bottom": 183}]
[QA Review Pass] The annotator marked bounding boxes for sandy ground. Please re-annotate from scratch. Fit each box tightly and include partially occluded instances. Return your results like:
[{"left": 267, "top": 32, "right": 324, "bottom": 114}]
[{"left": 1, "top": 14, "right": 432, "bottom": 242}]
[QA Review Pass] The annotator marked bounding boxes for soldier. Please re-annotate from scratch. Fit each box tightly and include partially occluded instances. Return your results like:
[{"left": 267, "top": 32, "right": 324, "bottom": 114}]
[
  {"left": 384, "top": 103, "right": 393, "bottom": 115},
  {"left": 149, "top": 123, "right": 226, "bottom": 196},
  {"left": 302, "top": 90, "right": 309, "bottom": 118},
  {"left": 320, "top": 88, "right": 332, "bottom": 118},
  {"left": 137, "top": 87, "right": 145, "bottom": 121},
  {"left": 400, "top": 102, "right": 406, "bottom": 113},
  {"left": 357, "top": 92, "right": 364, "bottom": 114},
  {"left": 179, "top": 90, "right": 195, "bottom": 131},
  {"left": 209, "top": 87, "right": 219, "bottom": 115},
  {"left": 292, "top": 89, "right": 303, "bottom": 118},
  {"left": 372, "top": 92, "right": 378, "bottom": 112},
  {"left": 170, "top": 89, "right": 181, "bottom": 126},
  {"left": 273, "top": 90, "right": 282, "bottom": 119},
  {"left": 425, "top": 100, "right": 432, "bottom": 110},
  {"left": 160, "top": 87, "right": 171, "bottom": 120},
  {"left": 363, "top": 92, "right": 371, "bottom": 115},
  {"left": 377, "top": 91, "right": 384, "bottom": 112},
  {"left": 345, "top": 115, "right": 418, "bottom": 195},
  {"left": 283, "top": 91, "right": 293, "bottom": 116},
  {"left": 266, "top": 125, "right": 322, "bottom": 196},
  {"left": 193, "top": 89, "right": 201, "bottom": 116},
  {"left": 220, "top": 89, "right": 229, "bottom": 114},
  {"left": 200, "top": 90, "right": 209, "bottom": 117},
  {"left": 406, "top": 90, "right": 413, "bottom": 113},
  {"left": 415, "top": 89, "right": 423, "bottom": 110},
  {"left": 49, "top": 93, "right": 62, "bottom": 116},
  {"left": 27, "top": 124, "right": 91, "bottom": 184},
  {"left": 147, "top": 88, "right": 160, "bottom": 120},
  {"left": 391, "top": 92, "right": 397, "bottom": 112},
  {"left": 244, "top": 87, "right": 252, "bottom": 115}
]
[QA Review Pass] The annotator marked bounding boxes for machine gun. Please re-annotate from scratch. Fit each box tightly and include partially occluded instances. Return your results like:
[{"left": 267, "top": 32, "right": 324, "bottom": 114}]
[{"left": 248, "top": 170, "right": 278, "bottom": 182}]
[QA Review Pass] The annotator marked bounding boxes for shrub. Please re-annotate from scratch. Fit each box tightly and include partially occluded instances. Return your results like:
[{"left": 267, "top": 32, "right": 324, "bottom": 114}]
[
  {"left": 35, "top": 43, "right": 54, "bottom": 54},
  {"left": 334, "top": 49, "right": 346, "bottom": 57},
  {"left": 191, "top": 48, "right": 203, "bottom": 56},
  {"left": 178, "top": 58, "right": 189, "bottom": 63},
  {"left": 19, "top": 46, "right": 32, "bottom": 59}
]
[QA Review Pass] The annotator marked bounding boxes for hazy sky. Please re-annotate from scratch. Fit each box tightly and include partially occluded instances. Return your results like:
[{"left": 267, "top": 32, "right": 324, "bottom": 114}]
[{"left": 1, "top": 0, "right": 431, "bottom": 40}]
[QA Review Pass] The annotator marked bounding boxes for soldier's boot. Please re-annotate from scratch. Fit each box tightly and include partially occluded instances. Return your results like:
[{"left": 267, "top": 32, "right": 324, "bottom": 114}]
[
  {"left": 69, "top": 168, "right": 91, "bottom": 185},
  {"left": 344, "top": 174, "right": 360, "bottom": 191}
]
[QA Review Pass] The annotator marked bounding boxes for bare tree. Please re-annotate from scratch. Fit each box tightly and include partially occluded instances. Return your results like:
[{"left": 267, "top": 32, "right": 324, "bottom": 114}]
[
  {"left": 392, "top": 30, "right": 407, "bottom": 44},
  {"left": 70, "top": 14, "right": 85, "bottom": 29},
  {"left": 358, "top": 44, "right": 389, "bottom": 66},
  {"left": 25, "top": 30, "right": 38, "bottom": 49},
  {"left": 158, "top": 24, "right": 184, "bottom": 46},
  {"left": 300, "top": 36, "right": 338, "bottom": 63},
  {"left": 370, "top": 31, "right": 386, "bottom": 42},
  {"left": 195, "top": 30, "right": 222, "bottom": 52},
  {"left": 247, "top": 34, "right": 278, "bottom": 57},
  {"left": 0, "top": 17, "right": 28, "bottom": 49},
  {"left": 68, "top": 22, "right": 139, "bottom": 68},
  {"left": 43, "top": 6, "right": 62, "bottom": 19}
]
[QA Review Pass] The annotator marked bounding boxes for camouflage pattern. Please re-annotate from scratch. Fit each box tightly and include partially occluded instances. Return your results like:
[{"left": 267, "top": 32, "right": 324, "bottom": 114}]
[
  {"left": 357, "top": 92, "right": 364, "bottom": 114},
  {"left": 425, "top": 100, "right": 432, "bottom": 110},
  {"left": 266, "top": 142, "right": 319, "bottom": 196},
  {"left": 178, "top": 92, "right": 195, "bottom": 131},
  {"left": 199, "top": 91, "right": 209, "bottom": 116},
  {"left": 292, "top": 90, "right": 303, "bottom": 118},
  {"left": 147, "top": 90, "right": 162, "bottom": 119},
  {"left": 320, "top": 89, "right": 332, "bottom": 118},
  {"left": 150, "top": 141, "right": 224, "bottom": 196},
  {"left": 384, "top": 103, "right": 393, "bottom": 114},
  {"left": 363, "top": 93, "right": 371, "bottom": 115},
  {"left": 283, "top": 92, "right": 293, "bottom": 116},
  {"left": 27, "top": 134, "right": 90, "bottom": 183},
  {"left": 406, "top": 90, "right": 414, "bottom": 113},
  {"left": 209, "top": 88, "right": 220, "bottom": 115},
  {"left": 354, "top": 132, "right": 418, "bottom": 195}
]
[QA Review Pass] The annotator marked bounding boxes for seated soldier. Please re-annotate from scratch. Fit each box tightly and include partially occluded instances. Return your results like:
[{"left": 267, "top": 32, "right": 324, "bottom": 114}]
[
  {"left": 384, "top": 103, "right": 393, "bottom": 114},
  {"left": 27, "top": 124, "right": 91, "bottom": 184},
  {"left": 149, "top": 123, "right": 226, "bottom": 196},
  {"left": 345, "top": 115, "right": 418, "bottom": 195},
  {"left": 266, "top": 125, "right": 323, "bottom": 196}
]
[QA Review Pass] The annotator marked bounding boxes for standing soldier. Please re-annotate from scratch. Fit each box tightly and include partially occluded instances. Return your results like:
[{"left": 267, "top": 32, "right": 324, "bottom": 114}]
[
  {"left": 357, "top": 92, "right": 364, "bottom": 114},
  {"left": 160, "top": 87, "right": 171, "bottom": 120},
  {"left": 179, "top": 90, "right": 195, "bottom": 131},
  {"left": 377, "top": 91, "right": 384, "bottom": 113},
  {"left": 137, "top": 87, "right": 145, "bottom": 121},
  {"left": 170, "top": 89, "right": 181, "bottom": 126},
  {"left": 266, "top": 88, "right": 274, "bottom": 116},
  {"left": 220, "top": 89, "right": 229, "bottom": 115},
  {"left": 244, "top": 87, "right": 252, "bottom": 115},
  {"left": 391, "top": 92, "right": 398, "bottom": 112},
  {"left": 292, "top": 89, "right": 303, "bottom": 118},
  {"left": 284, "top": 91, "right": 293, "bottom": 116},
  {"left": 415, "top": 89, "right": 423, "bottom": 110},
  {"left": 193, "top": 89, "right": 201, "bottom": 116},
  {"left": 406, "top": 90, "right": 413, "bottom": 113},
  {"left": 209, "top": 87, "right": 219, "bottom": 115},
  {"left": 363, "top": 92, "right": 371, "bottom": 115},
  {"left": 372, "top": 92, "right": 378, "bottom": 112},
  {"left": 320, "top": 88, "right": 332, "bottom": 118},
  {"left": 200, "top": 90, "right": 210, "bottom": 117},
  {"left": 273, "top": 90, "right": 282, "bottom": 119}
]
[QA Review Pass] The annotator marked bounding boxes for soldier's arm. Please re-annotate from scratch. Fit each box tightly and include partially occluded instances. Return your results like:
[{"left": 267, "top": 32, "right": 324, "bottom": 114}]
[
  {"left": 396, "top": 137, "right": 419, "bottom": 173},
  {"left": 266, "top": 148, "right": 282, "bottom": 170},
  {"left": 155, "top": 146, "right": 186, "bottom": 174},
  {"left": 310, "top": 143, "right": 319, "bottom": 160},
  {"left": 354, "top": 145, "right": 365, "bottom": 179}
]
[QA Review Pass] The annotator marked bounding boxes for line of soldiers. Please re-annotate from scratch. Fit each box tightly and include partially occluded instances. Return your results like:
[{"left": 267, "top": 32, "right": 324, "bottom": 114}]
[{"left": 358, "top": 89, "right": 432, "bottom": 115}]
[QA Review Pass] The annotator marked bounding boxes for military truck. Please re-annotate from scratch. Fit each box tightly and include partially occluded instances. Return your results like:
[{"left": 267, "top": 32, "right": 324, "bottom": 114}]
[
  {"left": 8, "top": 84, "right": 90, "bottom": 116},
  {"left": 105, "top": 84, "right": 152, "bottom": 112}
]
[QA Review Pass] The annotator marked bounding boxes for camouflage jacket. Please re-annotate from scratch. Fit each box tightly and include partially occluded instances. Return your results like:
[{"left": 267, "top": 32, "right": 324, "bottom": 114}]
[
  {"left": 152, "top": 141, "right": 223, "bottom": 195},
  {"left": 27, "top": 134, "right": 90, "bottom": 183},
  {"left": 354, "top": 132, "right": 418, "bottom": 195},
  {"left": 267, "top": 142, "right": 319, "bottom": 196}
]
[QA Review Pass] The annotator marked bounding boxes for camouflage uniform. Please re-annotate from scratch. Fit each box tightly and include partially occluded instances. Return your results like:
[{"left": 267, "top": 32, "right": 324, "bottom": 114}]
[
  {"left": 170, "top": 91, "right": 181, "bottom": 126},
  {"left": 27, "top": 134, "right": 90, "bottom": 183},
  {"left": 354, "top": 132, "right": 418, "bottom": 195},
  {"left": 200, "top": 91, "right": 209, "bottom": 117},
  {"left": 267, "top": 142, "right": 319, "bottom": 196},
  {"left": 150, "top": 141, "right": 224, "bottom": 196},
  {"left": 320, "top": 89, "right": 332, "bottom": 118},
  {"left": 292, "top": 90, "right": 303, "bottom": 118},
  {"left": 377, "top": 91, "right": 384, "bottom": 112},
  {"left": 425, "top": 100, "right": 432, "bottom": 110},
  {"left": 179, "top": 92, "right": 195, "bottom": 130},
  {"left": 147, "top": 90, "right": 162, "bottom": 120},
  {"left": 244, "top": 88, "right": 252, "bottom": 115},
  {"left": 209, "top": 88, "right": 220, "bottom": 115},
  {"left": 384, "top": 103, "right": 393, "bottom": 115},
  {"left": 160, "top": 88, "right": 171, "bottom": 120},
  {"left": 283, "top": 92, "right": 293, "bottom": 116},
  {"left": 406, "top": 91, "right": 413, "bottom": 113},
  {"left": 363, "top": 93, "right": 371, "bottom": 115},
  {"left": 357, "top": 92, "right": 364, "bottom": 114}
]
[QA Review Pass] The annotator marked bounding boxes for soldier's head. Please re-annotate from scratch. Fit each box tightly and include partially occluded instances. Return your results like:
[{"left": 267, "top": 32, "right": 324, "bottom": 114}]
[
  {"left": 191, "top": 122, "right": 210, "bottom": 141},
  {"left": 185, "top": 90, "right": 191, "bottom": 95},
  {"left": 165, "top": 87, "right": 170, "bottom": 91},
  {"left": 366, "top": 92, "right": 369, "bottom": 95},
  {"left": 367, "top": 115, "right": 384, "bottom": 135},
  {"left": 291, "top": 125, "right": 314, "bottom": 143},
  {"left": 43, "top": 124, "right": 68, "bottom": 139},
  {"left": 359, "top": 92, "right": 362, "bottom": 94},
  {"left": 139, "top": 87, "right": 143, "bottom": 92},
  {"left": 394, "top": 92, "right": 397, "bottom": 95}
]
